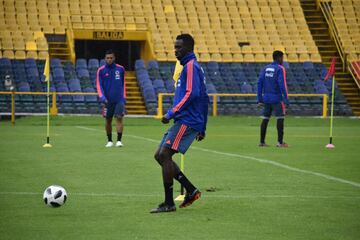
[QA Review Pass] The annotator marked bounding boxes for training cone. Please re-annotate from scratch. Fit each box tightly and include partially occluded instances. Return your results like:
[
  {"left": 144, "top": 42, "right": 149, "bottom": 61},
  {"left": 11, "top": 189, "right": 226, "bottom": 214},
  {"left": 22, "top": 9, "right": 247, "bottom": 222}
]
[
  {"left": 175, "top": 195, "right": 185, "bottom": 201},
  {"left": 43, "top": 143, "right": 52, "bottom": 148},
  {"left": 325, "top": 143, "right": 335, "bottom": 149}
]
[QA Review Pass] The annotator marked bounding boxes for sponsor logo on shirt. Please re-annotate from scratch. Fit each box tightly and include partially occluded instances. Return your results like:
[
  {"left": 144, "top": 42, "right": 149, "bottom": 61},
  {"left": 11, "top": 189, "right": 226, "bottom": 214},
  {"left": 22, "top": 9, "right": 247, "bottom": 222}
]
[
  {"left": 115, "top": 70, "right": 120, "bottom": 80},
  {"left": 265, "top": 67, "right": 275, "bottom": 77}
]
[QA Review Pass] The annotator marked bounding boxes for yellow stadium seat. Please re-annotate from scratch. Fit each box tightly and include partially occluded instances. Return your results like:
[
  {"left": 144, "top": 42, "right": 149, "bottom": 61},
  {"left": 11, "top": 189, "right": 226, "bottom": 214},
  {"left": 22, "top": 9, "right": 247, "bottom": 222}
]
[
  {"left": 222, "top": 53, "right": 233, "bottom": 62},
  {"left": 2, "top": 38, "right": 14, "bottom": 50},
  {"left": 199, "top": 53, "right": 211, "bottom": 62},
  {"left": 26, "top": 41, "right": 37, "bottom": 51},
  {"left": 26, "top": 51, "right": 38, "bottom": 59},
  {"left": 38, "top": 51, "right": 48, "bottom": 60},
  {"left": 287, "top": 53, "right": 298, "bottom": 62},
  {"left": 3, "top": 50, "right": 15, "bottom": 59},
  {"left": 13, "top": 39, "right": 25, "bottom": 51},
  {"left": 211, "top": 53, "right": 222, "bottom": 61},
  {"left": 254, "top": 53, "right": 266, "bottom": 62},
  {"left": 232, "top": 53, "right": 243, "bottom": 62},
  {"left": 243, "top": 53, "right": 255, "bottom": 62},
  {"left": 15, "top": 50, "right": 26, "bottom": 59},
  {"left": 156, "top": 52, "right": 167, "bottom": 61},
  {"left": 310, "top": 53, "right": 322, "bottom": 63}
]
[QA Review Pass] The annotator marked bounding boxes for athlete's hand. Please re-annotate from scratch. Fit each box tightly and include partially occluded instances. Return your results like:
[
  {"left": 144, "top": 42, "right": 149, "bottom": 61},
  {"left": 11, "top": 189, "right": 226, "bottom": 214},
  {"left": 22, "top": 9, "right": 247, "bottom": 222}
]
[
  {"left": 196, "top": 133, "right": 205, "bottom": 141},
  {"left": 258, "top": 102, "right": 264, "bottom": 108},
  {"left": 161, "top": 115, "right": 170, "bottom": 124}
]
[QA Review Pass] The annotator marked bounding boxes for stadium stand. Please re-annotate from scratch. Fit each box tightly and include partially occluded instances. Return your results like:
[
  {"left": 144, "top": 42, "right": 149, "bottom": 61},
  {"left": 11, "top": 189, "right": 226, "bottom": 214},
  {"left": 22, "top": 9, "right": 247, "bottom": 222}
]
[
  {"left": 0, "top": 0, "right": 359, "bottom": 116},
  {"left": 1, "top": 0, "right": 321, "bottom": 62},
  {"left": 135, "top": 59, "right": 352, "bottom": 115},
  {"left": 330, "top": 0, "right": 360, "bottom": 61}
]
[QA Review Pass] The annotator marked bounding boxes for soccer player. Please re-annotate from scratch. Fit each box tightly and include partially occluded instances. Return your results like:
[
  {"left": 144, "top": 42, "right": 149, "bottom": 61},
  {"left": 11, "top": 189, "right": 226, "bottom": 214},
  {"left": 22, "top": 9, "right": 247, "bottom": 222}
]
[
  {"left": 257, "top": 50, "right": 289, "bottom": 147},
  {"left": 96, "top": 49, "right": 126, "bottom": 148},
  {"left": 150, "top": 34, "right": 209, "bottom": 213}
]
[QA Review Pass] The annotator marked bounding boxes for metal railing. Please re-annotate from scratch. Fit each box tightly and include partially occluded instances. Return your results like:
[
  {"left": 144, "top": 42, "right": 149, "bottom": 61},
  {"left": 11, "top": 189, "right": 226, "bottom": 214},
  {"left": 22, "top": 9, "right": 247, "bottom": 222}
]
[
  {"left": 0, "top": 91, "right": 329, "bottom": 124},
  {"left": 156, "top": 93, "right": 329, "bottom": 118},
  {"left": 318, "top": 1, "right": 346, "bottom": 70},
  {"left": 0, "top": 91, "right": 99, "bottom": 124}
]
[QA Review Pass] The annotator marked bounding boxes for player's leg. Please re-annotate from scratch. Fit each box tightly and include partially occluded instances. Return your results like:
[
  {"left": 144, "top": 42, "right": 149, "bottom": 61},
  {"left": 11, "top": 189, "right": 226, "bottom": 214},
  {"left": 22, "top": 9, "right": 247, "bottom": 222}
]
[
  {"left": 275, "top": 102, "right": 288, "bottom": 147},
  {"left": 169, "top": 124, "right": 201, "bottom": 208},
  {"left": 104, "top": 103, "right": 115, "bottom": 147},
  {"left": 114, "top": 102, "right": 125, "bottom": 147},
  {"left": 259, "top": 104, "right": 271, "bottom": 147},
  {"left": 150, "top": 146, "right": 177, "bottom": 213},
  {"left": 154, "top": 148, "right": 196, "bottom": 195}
]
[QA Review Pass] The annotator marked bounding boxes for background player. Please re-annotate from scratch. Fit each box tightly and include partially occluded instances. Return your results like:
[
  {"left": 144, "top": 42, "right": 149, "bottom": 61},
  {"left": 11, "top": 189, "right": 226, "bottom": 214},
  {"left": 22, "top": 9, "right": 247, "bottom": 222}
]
[
  {"left": 151, "top": 34, "right": 209, "bottom": 213},
  {"left": 257, "top": 50, "right": 289, "bottom": 147},
  {"left": 96, "top": 49, "right": 126, "bottom": 147}
]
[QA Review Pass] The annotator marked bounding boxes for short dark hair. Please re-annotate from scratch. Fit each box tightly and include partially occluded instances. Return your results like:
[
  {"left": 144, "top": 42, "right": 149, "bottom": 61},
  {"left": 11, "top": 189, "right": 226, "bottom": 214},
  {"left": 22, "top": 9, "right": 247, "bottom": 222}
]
[
  {"left": 105, "top": 49, "right": 115, "bottom": 56},
  {"left": 273, "top": 50, "right": 284, "bottom": 60},
  {"left": 176, "top": 34, "right": 195, "bottom": 51}
]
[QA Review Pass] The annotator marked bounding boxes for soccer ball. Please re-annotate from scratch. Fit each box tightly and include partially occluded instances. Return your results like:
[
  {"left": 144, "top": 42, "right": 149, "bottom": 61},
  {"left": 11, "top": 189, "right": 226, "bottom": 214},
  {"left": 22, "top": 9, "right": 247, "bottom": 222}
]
[{"left": 43, "top": 185, "right": 67, "bottom": 208}]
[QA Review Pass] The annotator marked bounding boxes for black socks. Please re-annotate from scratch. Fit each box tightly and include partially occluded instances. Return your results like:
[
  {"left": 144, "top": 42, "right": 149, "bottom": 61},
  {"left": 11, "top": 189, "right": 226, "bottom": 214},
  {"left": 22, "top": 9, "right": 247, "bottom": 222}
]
[
  {"left": 117, "top": 132, "right": 122, "bottom": 142},
  {"left": 164, "top": 182, "right": 174, "bottom": 206},
  {"left": 277, "top": 118, "right": 284, "bottom": 144},
  {"left": 107, "top": 133, "right": 112, "bottom": 142},
  {"left": 174, "top": 171, "right": 196, "bottom": 193},
  {"left": 260, "top": 118, "right": 269, "bottom": 144},
  {"left": 107, "top": 133, "right": 122, "bottom": 142}
]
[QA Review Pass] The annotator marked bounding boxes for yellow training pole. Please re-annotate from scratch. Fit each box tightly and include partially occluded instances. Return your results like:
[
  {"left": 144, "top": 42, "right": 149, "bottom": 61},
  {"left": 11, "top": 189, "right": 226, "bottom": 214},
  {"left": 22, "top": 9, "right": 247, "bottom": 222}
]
[
  {"left": 322, "top": 94, "right": 328, "bottom": 118},
  {"left": 326, "top": 76, "right": 336, "bottom": 148},
  {"left": 329, "top": 76, "right": 335, "bottom": 143},
  {"left": 11, "top": 91, "right": 15, "bottom": 125},
  {"left": 175, "top": 154, "right": 185, "bottom": 201},
  {"left": 43, "top": 56, "right": 52, "bottom": 148}
]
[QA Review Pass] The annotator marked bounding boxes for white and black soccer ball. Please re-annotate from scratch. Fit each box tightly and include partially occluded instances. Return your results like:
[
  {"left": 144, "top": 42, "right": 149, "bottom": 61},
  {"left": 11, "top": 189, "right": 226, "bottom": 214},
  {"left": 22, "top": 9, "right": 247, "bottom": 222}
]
[{"left": 43, "top": 185, "right": 67, "bottom": 208}]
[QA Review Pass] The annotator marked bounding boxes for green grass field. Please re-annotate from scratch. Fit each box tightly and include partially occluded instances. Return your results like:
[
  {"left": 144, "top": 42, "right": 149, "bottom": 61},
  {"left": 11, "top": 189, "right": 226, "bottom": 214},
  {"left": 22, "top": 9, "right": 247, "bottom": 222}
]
[{"left": 0, "top": 116, "right": 359, "bottom": 239}]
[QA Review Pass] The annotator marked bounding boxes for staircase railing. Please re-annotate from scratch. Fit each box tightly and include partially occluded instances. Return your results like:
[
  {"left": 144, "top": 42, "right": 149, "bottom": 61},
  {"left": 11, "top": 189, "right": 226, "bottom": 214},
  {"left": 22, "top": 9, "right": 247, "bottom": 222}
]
[
  {"left": 318, "top": 0, "right": 360, "bottom": 90},
  {"left": 318, "top": 1, "right": 346, "bottom": 70},
  {"left": 348, "top": 62, "right": 360, "bottom": 89},
  {"left": 66, "top": 16, "right": 76, "bottom": 64}
]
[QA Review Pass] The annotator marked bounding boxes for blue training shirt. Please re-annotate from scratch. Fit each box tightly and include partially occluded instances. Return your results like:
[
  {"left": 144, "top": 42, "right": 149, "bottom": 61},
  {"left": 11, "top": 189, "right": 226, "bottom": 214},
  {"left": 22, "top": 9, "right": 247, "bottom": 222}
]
[
  {"left": 96, "top": 63, "right": 126, "bottom": 104},
  {"left": 166, "top": 53, "right": 209, "bottom": 134},
  {"left": 257, "top": 61, "right": 289, "bottom": 104}
]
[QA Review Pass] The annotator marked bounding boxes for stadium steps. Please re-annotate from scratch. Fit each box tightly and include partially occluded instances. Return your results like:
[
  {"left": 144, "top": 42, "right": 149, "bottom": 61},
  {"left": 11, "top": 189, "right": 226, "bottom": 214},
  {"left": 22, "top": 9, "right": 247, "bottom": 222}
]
[
  {"left": 125, "top": 71, "right": 147, "bottom": 115},
  {"left": 46, "top": 34, "right": 71, "bottom": 62},
  {"left": 300, "top": 0, "right": 360, "bottom": 116}
]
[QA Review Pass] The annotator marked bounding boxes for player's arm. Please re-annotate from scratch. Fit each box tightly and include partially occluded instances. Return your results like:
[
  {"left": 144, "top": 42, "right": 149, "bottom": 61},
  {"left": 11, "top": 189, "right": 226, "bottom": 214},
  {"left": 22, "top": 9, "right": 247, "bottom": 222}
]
[
  {"left": 122, "top": 67, "right": 126, "bottom": 103},
  {"left": 197, "top": 97, "right": 209, "bottom": 141},
  {"left": 165, "top": 63, "right": 200, "bottom": 120},
  {"left": 277, "top": 67, "right": 289, "bottom": 105},
  {"left": 257, "top": 69, "right": 265, "bottom": 105},
  {"left": 96, "top": 68, "right": 107, "bottom": 104}
]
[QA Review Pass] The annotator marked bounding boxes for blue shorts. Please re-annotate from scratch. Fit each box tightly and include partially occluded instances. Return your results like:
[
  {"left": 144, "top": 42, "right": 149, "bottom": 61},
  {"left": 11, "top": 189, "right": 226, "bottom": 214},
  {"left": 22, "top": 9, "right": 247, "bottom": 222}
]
[
  {"left": 103, "top": 102, "right": 125, "bottom": 119},
  {"left": 159, "top": 122, "right": 198, "bottom": 154},
  {"left": 262, "top": 102, "right": 285, "bottom": 119}
]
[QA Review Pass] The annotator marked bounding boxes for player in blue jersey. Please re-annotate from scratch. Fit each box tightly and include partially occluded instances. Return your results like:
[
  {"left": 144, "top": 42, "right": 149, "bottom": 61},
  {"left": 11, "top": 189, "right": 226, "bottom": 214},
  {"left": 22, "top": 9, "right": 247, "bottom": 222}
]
[
  {"left": 96, "top": 50, "right": 126, "bottom": 148},
  {"left": 150, "top": 34, "right": 209, "bottom": 213},
  {"left": 257, "top": 50, "right": 289, "bottom": 147}
]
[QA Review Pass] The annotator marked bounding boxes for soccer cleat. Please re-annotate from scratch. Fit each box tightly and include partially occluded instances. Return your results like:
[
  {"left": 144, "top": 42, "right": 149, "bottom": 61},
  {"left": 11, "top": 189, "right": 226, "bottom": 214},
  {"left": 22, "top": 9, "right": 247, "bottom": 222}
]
[
  {"left": 179, "top": 189, "right": 201, "bottom": 208},
  {"left": 105, "top": 141, "right": 114, "bottom": 148},
  {"left": 276, "top": 142, "right": 289, "bottom": 148},
  {"left": 259, "top": 143, "right": 270, "bottom": 147},
  {"left": 115, "top": 141, "right": 123, "bottom": 147},
  {"left": 150, "top": 202, "right": 176, "bottom": 214}
]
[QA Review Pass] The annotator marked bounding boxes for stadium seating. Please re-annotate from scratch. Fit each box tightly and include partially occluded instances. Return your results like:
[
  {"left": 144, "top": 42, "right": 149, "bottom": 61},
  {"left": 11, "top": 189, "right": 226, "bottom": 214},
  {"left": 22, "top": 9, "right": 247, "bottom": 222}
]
[
  {"left": 1, "top": 0, "right": 321, "bottom": 62},
  {"left": 0, "top": 57, "right": 102, "bottom": 114},
  {"left": 134, "top": 59, "right": 352, "bottom": 116},
  {"left": 331, "top": 0, "right": 360, "bottom": 61}
]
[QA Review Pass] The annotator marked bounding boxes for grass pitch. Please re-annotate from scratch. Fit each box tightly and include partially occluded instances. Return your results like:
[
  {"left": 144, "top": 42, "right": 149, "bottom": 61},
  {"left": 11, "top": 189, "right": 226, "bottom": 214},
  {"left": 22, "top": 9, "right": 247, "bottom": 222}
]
[{"left": 0, "top": 116, "right": 359, "bottom": 239}]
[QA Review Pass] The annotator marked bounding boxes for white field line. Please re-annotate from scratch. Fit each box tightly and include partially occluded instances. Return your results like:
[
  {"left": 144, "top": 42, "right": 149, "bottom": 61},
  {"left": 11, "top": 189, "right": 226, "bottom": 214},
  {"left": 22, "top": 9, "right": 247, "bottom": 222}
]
[
  {"left": 75, "top": 126, "right": 360, "bottom": 189},
  {"left": 0, "top": 191, "right": 359, "bottom": 199}
]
